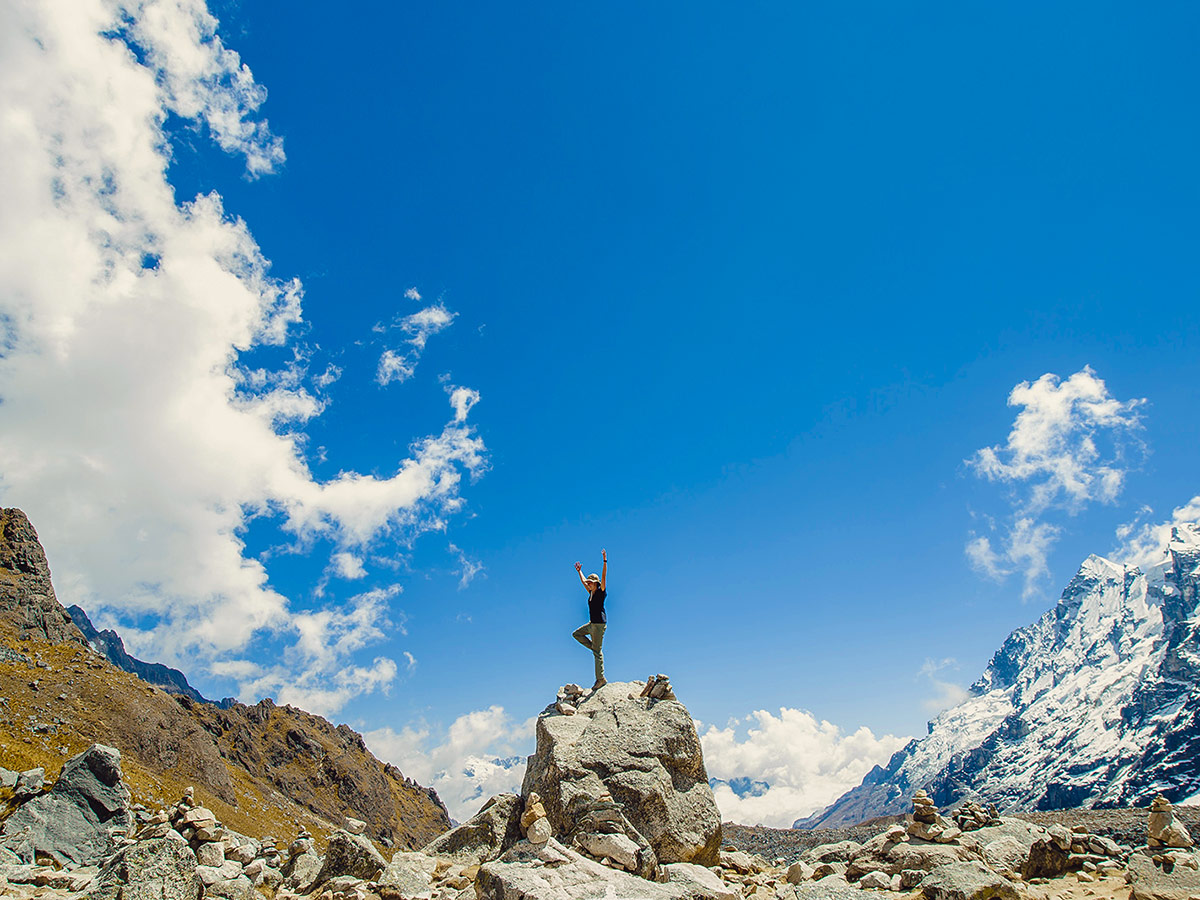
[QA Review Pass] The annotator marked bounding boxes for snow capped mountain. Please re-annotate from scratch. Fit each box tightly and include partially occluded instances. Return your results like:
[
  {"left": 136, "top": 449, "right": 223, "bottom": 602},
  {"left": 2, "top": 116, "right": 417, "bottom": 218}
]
[{"left": 798, "top": 523, "right": 1200, "bottom": 828}]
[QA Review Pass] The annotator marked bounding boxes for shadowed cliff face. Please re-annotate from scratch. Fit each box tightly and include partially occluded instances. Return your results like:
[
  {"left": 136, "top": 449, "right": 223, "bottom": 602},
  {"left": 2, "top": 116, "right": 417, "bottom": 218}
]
[
  {"left": 0, "top": 507, "right": 451, "bottom": 849},
  {"left": 0, "top": 508, "right": 87, "bottom": 647}
]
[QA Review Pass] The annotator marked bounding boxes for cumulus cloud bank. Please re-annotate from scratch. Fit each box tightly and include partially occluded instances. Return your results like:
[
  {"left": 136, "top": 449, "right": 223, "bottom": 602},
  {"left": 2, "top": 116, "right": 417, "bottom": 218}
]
[
  {"left": 965, "top": 367, "right": 1144, "bottom": 597},
  {"left": 365, "top": 701, "right": 905, "bottom": 828},
  {"left": 366, "top": 708, "right": 533, "bottom": 823},
  {"left": 701, "top": 708, "right": 908, "bottom": 828},
  {"left": 0, "top": 0, "right": 484, "bottom": 713}
]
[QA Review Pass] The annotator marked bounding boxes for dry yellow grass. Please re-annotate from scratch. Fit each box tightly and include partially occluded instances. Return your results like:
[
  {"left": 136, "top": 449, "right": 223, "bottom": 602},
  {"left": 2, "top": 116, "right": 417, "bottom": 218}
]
[{"left": 0, "top": 631, "right": 446, "bottom": 849}]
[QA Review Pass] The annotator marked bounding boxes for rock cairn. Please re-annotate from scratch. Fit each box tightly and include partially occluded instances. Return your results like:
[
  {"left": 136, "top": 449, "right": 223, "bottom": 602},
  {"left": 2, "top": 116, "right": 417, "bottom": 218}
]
[
  {"left": 1023, "top": 822, "right": 1128, "bottom": 880},
  {"left": 135, "top": 787, "right": 299, "bottom": 892},
  {"left": 638, "top": 673, "right": 677, "bottom": 700},
  {"left": 906, "top": 790, "right": 962, "bottom": 844},
  {"left": 555, "top": 684, "right": 584, "bottom": 715},
  {"left": 953, "top": 800, "right": 1001, "bottom": 831},
  {"left": 520, "top": 792, "right": 551, "bottom": 846},
  {"left": 1148, "top": 794, "right": 1196, "bottom": 850}
]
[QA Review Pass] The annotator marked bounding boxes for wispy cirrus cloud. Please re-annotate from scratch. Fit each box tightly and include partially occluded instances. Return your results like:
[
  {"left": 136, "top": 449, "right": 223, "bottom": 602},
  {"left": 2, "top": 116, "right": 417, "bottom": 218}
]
[
  {"left": 965, "top": 367, "right": 1144, "bottom": 598},
  {"left": 0, "top": 0, "right": 485, "bottom": 712},
  {"left": 377, "top": 301, "right": 458, "bottom": 386}
]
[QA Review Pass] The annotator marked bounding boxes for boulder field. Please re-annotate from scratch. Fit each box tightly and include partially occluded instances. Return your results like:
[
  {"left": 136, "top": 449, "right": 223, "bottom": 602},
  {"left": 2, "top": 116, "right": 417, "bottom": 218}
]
[{"left": 2, "top": 680, "right": 1198, "bottom": 900}]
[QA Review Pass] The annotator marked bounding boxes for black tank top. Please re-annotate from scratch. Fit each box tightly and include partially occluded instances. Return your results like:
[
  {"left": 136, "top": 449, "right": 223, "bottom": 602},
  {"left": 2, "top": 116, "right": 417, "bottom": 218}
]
[{"left": 588, "top": 587, "right": 607, "bottom": 624}]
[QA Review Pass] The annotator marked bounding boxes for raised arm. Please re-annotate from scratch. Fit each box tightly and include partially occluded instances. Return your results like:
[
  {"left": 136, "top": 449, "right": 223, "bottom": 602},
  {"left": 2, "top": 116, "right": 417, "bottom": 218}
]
[
  {"left": 574, "top": 561, "right": 588, "bottom": 590},
  {"left": 600, "top": 548, "right": 607, "bottom": 591}
]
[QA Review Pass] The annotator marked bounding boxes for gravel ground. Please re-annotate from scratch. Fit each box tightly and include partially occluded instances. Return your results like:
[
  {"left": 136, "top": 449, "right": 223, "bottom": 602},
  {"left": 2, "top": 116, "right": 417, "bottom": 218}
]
[{"left": 721, "top": 806, "right": 1200, "bottom": 864}]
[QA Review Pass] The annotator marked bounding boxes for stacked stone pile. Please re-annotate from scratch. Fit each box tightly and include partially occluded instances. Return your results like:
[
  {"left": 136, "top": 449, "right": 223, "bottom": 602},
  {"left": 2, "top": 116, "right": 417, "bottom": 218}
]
[
  {"left": 1147, "top": 794, "right": 1195, "bottom": 850},
  {"left": 951, "top": 801, "right": 1001, "bottom": 831},
  {"left": 638, "top": 673, "right": 677, "bottom": 700},
  {"left": 554, "top": 683, "right": 584, "bottom": 715},
  {"left": 905, "top": 790, "right": 962, "bottom": 843}
]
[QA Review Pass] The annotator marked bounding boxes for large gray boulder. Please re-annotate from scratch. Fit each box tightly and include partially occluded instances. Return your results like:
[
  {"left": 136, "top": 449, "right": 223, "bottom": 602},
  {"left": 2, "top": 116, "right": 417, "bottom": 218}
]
[
  {"left": 662, "top": 863, "right": 739, "bottom": 900},
  {"left": 379, "top": 851, "right": 437, "bottom": 897},
  {"left": 2, "top": 744, "right": 131, "bottom": 866},
  {"left": 1021, "top": 839, "right": 1069, "bottom": 879},
  {"left": 477, "top": 838, "right": 690, "bottom": 900},
  {"left": 521, "top": 681, "right": 721, "bottom": 866},
  {"left": 87, "top": 837, "right": 201, "bottom": 900},
  {"left": 846, "top": 832, "right": 978, "bottom": 881},
  {"left": 422, "top": 793, "right": 523, "bottom": 865},
  {"left": 918, "top": 862, "right": 1018, "bottom": 900},
  {"left": 1127, "top": 852, "right": 1200, "bottom": 900},
  {"left": 315, "top": 829, "right": 388, "bottom": 883},
  {"left": 803, "top": 841, "right": 863, "bottom": 864}
]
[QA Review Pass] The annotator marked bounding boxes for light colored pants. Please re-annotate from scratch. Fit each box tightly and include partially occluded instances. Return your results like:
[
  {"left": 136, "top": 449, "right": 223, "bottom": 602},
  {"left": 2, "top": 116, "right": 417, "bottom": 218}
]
[{"left": 572, "top": 622, "right": 606, "bottom": 683}]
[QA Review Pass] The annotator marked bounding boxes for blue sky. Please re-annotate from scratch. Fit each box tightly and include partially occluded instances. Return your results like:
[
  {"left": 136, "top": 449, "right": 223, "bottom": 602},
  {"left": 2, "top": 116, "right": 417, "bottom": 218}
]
[{"left": 2, "top": 1, "right": 1198, "bottom": 825}]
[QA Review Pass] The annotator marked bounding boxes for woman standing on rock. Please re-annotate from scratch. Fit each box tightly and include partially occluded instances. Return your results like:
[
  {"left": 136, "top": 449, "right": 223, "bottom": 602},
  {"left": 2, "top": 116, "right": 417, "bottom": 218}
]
[{"left": 573, "top": 549, "right": 607, "bottom": 690}]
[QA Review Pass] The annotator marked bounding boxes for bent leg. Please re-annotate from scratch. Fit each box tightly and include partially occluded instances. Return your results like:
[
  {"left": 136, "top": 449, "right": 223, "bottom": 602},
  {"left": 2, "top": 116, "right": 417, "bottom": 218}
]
[
  {"left": 572, "top": 623, "right": 593, "bottom": 649},
  {"left": 590, "top": 623, "right": 606, "bottom": 683}
]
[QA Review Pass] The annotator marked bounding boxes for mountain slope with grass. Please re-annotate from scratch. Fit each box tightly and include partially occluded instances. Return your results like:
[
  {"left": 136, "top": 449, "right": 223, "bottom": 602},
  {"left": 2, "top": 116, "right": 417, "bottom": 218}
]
[{"left": 0, "top": 507, "right": 449, "bottom": 848}]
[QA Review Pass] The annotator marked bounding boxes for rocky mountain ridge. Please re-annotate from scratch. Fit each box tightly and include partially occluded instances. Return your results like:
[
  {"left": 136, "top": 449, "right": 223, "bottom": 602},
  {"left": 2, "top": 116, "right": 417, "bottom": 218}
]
[
  {"left": 66, "top": 603, "right": 216, "bottom": 705},
  {"left": 799, "top": 524, "right": 1200, "bottom": 829},
  {"left": 0, "top": 507, "right": 449, "bottom": 848}
]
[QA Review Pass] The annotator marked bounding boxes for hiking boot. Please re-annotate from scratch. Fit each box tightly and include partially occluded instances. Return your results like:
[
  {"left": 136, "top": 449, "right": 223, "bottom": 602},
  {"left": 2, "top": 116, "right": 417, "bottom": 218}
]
[{"left": 591, "top": 678, "right": 607, "bottom": 690}]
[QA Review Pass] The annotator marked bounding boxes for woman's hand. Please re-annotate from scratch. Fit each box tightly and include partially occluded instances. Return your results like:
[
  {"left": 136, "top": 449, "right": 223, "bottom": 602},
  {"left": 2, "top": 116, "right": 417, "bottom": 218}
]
[{"left": 575, "top": 562, "right": 583, "bottom": 572}]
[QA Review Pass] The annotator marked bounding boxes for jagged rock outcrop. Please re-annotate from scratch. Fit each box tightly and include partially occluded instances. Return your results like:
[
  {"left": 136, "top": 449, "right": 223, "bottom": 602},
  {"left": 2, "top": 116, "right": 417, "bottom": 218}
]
[
  {"left": 521, "top": 680, "right": 722, "bottom": 866},
  {"left": 0, "top": 509, "right": 87, "bottom": 647},
  {"left": 1, "top": 743, "right": 132, "bottom": 865},
  {"left": 421, "top": 792, "right": 523, "bottom": 865},
  {"left": 799, "top": 525, "right": 1200, "bottom": 828},
  {"left": 67, "top": 604, "right": 209, "bottom": 703}
]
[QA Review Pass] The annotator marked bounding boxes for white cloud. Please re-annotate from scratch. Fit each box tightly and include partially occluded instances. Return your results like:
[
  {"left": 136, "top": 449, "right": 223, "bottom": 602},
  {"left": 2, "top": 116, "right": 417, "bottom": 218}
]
[
  {"left": 376, "top": 349, "right": 416, "bottom": 386},
  {"left": 366, "top": 707, "right": 534, "bottom": 823},
  {"left": 231, "top": 586, "right": 406, "bottom": 716},
  {"left": 376, "top": 303, "right": 458, "bottom": 386},
  {"left": 1114, "top": 496, "right": 1200, "bottom": 569},
  {"left": 0, "top": 0, "right": 485, "bottom": 713},
  {"left": 404, "top": 287, "right": 422, "bottom": 301},
  {"left": 331, "top": 552, "right": 367, "bottom": 580},
  {"left": 449, "top": 386, "right": 481, "bottom": 423},
  {"left": 968, "top": 367, "right": 1144, "bottom": 513},
  {"left": 313, "top": 364, "right": 343, "bottom": 390},
  {"left": 964, "top": 535, "right": 1006, "bottom": 580},
  {"left": 403, "top": 650, "right": 417, "bottom": 672},
  {"left": 966, "top": 367, "right": 1144, "bottom": 597},
  {"left": 915, "top": 658, "right": 969, "bottom": 714},
  {"left": 448, "top": 542, "right": 485, "bottom": 589},
  {"left": 700, "top": 709, "right": 908, "bottom": 827}
]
